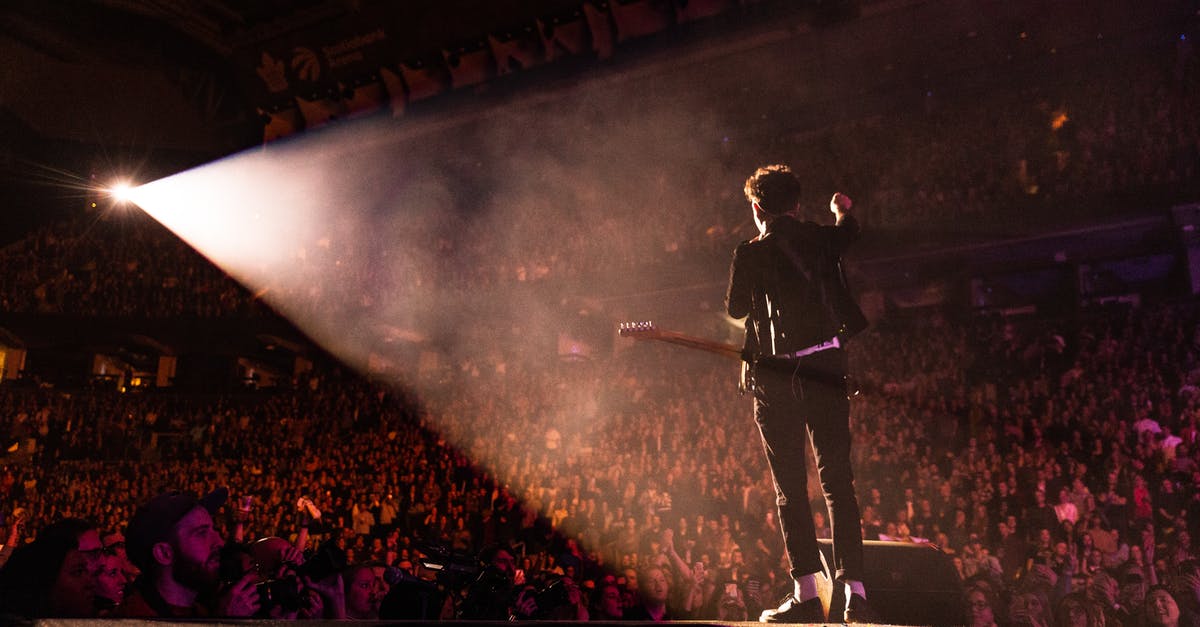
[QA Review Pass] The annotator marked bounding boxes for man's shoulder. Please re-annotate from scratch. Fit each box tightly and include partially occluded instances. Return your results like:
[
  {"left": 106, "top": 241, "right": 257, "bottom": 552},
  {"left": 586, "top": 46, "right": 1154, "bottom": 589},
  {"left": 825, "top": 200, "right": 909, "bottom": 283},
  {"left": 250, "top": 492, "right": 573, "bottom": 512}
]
[
  {"left": 733, "top": 238, "right": 766, "bottom": 258},
  {"left": 773, "top": 217, "right": 835, "bottom": 244},
  {"left": 118, "top": 584, "right": 209, "bottom": 619}
]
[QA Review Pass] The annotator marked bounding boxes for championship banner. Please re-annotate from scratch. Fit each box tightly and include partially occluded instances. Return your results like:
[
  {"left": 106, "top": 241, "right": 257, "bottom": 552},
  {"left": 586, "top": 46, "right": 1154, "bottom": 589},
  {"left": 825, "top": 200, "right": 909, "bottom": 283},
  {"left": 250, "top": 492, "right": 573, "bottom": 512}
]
[
  {"left": 611, "top": 0, "right": 674, "bottom": 42},
  {"left": 232, "top": 0, "right": 745, "bottom": 139},
  {"left": 488, "top": 24, "right": 545, "bottom": 75},
  {"left": 234, "top": 4, "right": 403, "bottom": 109},
  {"left": 537, "top": 7, "right": 590, "bottom": 61}
]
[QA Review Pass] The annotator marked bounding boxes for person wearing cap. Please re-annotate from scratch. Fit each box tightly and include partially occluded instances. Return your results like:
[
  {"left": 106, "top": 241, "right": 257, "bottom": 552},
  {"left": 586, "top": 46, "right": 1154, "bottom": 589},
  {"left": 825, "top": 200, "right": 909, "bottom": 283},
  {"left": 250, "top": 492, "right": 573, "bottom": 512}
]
[
  {"left": 119, "top": 488, "right": 260, "bottom": 618},
  {"left": 726, "top": 165, "right": 871, "bottom": 624}
]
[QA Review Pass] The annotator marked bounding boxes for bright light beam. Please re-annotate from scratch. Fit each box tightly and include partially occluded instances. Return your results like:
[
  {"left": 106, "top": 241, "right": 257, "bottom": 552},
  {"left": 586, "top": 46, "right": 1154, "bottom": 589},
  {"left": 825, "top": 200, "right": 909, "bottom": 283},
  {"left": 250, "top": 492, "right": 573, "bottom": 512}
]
[
  {"left": 124, "top": 148, "right": 329, "bottom": 282},
  {"left": 119, "top": 86, "right": 758, "bottom": 572},
  {"left": 107, "top": 181, "right": 135, "bottom": 203},
  {"left": 123, "top": 120, "right": 410, "bottom": 372}
]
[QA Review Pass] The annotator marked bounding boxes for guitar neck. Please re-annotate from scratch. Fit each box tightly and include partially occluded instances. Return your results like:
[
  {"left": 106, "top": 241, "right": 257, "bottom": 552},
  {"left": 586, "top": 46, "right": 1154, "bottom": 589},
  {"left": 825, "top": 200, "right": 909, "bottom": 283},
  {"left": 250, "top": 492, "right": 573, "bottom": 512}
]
[{"left": 642, "top": 330, "right": 742, "bottom": 360}]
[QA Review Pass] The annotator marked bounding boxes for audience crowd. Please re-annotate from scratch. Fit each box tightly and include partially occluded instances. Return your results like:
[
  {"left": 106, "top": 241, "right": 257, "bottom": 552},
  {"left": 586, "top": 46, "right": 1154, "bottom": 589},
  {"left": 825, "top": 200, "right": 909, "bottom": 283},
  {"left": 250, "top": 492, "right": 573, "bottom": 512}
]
[{"left": 0, "top": 298, "right": 1199, "bottom": 623}]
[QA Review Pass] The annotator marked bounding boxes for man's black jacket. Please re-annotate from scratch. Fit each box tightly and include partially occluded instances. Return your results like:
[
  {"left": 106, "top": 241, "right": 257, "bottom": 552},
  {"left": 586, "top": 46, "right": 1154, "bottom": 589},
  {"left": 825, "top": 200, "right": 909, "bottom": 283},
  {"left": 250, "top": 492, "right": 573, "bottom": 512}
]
[{"left": 726, "top": 213, "right": 867, "bottom": 360}]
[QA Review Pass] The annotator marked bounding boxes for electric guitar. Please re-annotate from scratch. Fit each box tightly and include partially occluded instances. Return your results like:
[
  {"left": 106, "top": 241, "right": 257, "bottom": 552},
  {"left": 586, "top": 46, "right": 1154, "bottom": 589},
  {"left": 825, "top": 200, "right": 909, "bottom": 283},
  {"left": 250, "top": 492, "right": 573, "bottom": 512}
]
[
  {"left": 617, "top": 321, "right": 741, "bottom": 360},
  {"left": 618, "top": 321, "right": 858, "bottom": 395}
]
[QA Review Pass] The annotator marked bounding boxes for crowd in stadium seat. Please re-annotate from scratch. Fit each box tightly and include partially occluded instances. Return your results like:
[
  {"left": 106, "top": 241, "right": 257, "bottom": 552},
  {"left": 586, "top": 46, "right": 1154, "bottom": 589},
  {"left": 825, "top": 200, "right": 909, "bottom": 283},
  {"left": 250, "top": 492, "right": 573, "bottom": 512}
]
[
  {"left": 0, "top": 299, "right": 1197, "bottom": 621},
  {"left": 0, "top": 212, "right": 258, "bottom": 319}
]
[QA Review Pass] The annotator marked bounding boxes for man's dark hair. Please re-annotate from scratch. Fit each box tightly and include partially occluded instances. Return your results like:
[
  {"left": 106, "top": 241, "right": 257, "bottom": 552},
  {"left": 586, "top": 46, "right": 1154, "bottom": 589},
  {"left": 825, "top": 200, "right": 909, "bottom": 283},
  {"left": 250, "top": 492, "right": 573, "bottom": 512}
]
[{"left": 744, "top": 164, "right": 802, "bottom": 217}]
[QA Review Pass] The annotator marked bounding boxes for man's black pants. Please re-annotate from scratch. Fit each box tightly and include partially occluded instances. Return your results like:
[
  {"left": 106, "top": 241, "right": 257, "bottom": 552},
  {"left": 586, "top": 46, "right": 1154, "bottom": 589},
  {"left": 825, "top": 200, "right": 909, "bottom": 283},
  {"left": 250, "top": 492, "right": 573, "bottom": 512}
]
[{"left": 752, "top": 348, "right": 864, "bottom": 583}]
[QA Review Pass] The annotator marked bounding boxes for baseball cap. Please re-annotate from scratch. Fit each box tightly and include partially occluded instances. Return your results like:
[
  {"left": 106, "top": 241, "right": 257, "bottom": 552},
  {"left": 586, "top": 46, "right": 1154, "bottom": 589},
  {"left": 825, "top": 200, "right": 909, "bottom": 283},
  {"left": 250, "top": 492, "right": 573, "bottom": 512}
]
[{"left": 125, "top": 487, "right": 228, "bottom": 570}]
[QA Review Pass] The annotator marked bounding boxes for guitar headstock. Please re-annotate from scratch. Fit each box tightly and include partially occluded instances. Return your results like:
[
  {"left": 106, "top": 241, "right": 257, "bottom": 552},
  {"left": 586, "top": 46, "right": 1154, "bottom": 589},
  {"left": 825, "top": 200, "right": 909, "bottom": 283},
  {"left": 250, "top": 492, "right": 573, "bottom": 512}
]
[{"left": 618, "top": 321, "right": 659, "bottom": 337}]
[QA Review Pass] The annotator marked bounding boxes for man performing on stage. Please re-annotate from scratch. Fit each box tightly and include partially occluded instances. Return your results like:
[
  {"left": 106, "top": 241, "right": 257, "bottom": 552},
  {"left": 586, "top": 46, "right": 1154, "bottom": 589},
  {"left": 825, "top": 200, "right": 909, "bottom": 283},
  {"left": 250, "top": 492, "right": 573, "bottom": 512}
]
[{"left": 725, "top": 164, "right": 873, "bottom": 623}]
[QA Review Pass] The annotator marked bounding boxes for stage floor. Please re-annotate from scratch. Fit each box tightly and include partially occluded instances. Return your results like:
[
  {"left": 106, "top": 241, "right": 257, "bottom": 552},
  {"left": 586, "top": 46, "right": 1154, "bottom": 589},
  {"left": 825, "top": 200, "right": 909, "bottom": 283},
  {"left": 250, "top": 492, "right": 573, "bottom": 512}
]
[{"left": 32, "top": 614, "right": 902, "bottom": 619}]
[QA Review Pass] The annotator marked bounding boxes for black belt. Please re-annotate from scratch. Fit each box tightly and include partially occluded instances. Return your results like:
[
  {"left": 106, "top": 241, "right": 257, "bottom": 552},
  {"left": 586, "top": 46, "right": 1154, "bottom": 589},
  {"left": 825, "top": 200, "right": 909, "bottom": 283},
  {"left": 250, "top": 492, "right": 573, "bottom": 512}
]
[{"left": 752, "top": 337, "right": 856, "bottom": 397}]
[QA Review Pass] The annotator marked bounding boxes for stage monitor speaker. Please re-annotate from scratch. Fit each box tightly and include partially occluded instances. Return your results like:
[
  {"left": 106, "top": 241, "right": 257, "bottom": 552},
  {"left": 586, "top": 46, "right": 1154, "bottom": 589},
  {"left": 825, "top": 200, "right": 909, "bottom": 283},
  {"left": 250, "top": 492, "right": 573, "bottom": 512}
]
[
  {"left": 1172, "top": 203, "right": 1200, "bottom": 246},
  {"left": 819, "top": 539, "right": 966, "bottom": 626}
]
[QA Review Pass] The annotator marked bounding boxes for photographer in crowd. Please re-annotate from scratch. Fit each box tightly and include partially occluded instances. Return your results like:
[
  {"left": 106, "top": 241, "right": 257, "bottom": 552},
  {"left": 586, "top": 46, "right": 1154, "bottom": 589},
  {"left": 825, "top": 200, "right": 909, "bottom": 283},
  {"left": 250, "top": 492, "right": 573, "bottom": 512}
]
[
  {"left": 457, "top": 543, "right": 588, "bottom": 620},
  {"left": 459, "top": 544, "right": 530, "bottom": 620},
  {"left": 119, "top": 488, "right": 260, "bottom": 618}
]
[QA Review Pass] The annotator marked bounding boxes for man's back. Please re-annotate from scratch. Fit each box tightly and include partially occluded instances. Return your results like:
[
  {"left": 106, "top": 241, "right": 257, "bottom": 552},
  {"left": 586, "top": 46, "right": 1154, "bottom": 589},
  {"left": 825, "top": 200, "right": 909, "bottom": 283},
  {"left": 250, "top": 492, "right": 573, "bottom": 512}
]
[{"left": 727, "top": 214, "right": 863, "bottom": 356}]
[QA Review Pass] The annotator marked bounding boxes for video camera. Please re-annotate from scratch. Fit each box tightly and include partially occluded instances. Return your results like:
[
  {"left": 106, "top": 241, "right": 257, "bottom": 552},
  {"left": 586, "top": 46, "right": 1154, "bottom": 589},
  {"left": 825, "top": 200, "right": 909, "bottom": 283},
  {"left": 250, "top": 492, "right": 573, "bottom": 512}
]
[
  {"left": 529, "top": 575, "right": 572, "bottom": 618},
  {"left": 415, "top": 542, "right": 481, "bottom": 585}
]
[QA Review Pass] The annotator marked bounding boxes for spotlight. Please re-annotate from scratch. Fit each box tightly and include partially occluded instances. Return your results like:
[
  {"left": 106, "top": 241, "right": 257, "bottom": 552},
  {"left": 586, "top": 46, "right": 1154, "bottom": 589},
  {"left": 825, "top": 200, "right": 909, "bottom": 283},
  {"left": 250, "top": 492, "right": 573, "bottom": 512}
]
[{"left": 107, "top": 181, "right": 135, "bottom": 203}]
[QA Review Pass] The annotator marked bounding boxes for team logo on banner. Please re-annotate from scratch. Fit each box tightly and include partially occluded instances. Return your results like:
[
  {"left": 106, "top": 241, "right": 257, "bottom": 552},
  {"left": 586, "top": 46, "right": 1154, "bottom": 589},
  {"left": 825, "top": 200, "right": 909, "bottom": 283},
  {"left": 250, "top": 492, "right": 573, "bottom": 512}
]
[
  {"left": 256, "top": 52, "right": 289, "bottom": 93},
  {"left": 291, "top": 47, "right": 322, "bottom": 82}
]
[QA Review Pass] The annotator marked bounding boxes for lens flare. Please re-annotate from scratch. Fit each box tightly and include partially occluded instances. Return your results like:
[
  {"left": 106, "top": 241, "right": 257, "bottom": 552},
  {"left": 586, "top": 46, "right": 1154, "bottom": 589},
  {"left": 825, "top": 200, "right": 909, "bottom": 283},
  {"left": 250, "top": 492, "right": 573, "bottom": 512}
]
[{"left": 107, "top": 181, "right": 135, "bottom": 203}]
